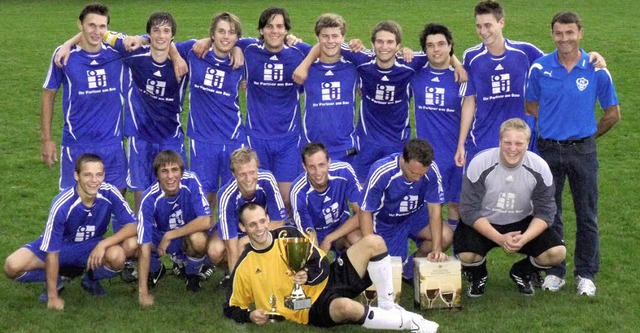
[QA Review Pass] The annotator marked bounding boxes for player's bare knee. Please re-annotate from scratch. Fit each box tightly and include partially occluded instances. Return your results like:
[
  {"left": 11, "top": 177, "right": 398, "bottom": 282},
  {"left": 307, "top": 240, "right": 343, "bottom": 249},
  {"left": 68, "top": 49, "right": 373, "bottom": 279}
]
[
  {"left": 329, "top": 297, "right": 362, "bottom": 323},
  {"left": 121, "top": 236, "right": 138, "bottom": 257},
  {"left": 538, "top": 245, "right": 566, "bottom": 266},
  {"left": 104, "top": 246, "right": 126, "bottom": 269},
  {"left": 3, "top": 256, "right": 20, "bottom": 279},
  {"left": 457, "top": 252, "right": 482, "bottom": 264}
]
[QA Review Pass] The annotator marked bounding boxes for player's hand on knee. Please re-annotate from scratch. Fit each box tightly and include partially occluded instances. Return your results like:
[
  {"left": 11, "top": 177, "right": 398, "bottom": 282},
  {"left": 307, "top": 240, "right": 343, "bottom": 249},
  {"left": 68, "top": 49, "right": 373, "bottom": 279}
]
[{"left": 427, "top": 250, "right": 449, "bottom": 262}]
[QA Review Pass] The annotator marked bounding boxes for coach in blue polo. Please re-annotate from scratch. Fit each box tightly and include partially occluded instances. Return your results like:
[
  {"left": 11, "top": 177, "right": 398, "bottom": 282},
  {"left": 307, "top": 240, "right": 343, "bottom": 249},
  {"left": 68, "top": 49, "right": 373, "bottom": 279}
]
[{"left": 525, "top": 11, "right": 620, "bottom": 297}]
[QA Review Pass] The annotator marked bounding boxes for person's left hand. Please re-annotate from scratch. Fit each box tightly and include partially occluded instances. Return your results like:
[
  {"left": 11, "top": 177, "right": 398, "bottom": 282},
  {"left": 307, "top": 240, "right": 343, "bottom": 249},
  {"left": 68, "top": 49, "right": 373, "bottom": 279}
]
[
  {"left": 157, "top": 235, "right": 171, "bottom": 257},
  {"left": 87, "top": 242, "right": 106, "bottom": 270},
  {"left": 426, "top": 251, "right": 449, "bottom": 262},
  {"left": 292, "top": 270, "right": 308, "bottom": 285}
]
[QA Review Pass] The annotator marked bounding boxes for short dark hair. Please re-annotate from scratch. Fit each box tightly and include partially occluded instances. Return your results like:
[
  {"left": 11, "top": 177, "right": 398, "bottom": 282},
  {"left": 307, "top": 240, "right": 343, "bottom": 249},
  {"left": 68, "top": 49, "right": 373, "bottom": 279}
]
[
  {"left": 370, "top": 20, "right": 402, "bottom": 45},
  {"left": 258, "top": 7, "right": 291, "bottom": 41},
  {"left": 402, "top": 139, "right": 434, "bottom": 167},
  {"left": 238, "top": 202, "right": 265, "bottom": 225},
  {"left": 314, "top": 13, "right": 346, "bottom": 37},
  {"left": 474, "top": 0, "right": 504, "bottom": 21},
  {"left": 153, "top": 150, "right": 184, "bottom": 177},
  {"left": 301, "top": 142, "right": 329, "bottom": 166},
  {"left": 551, "top": 11, "right": 583, "bottom": 30},
  {"left": 75, "top": 153, "right": 103, "bottom": 174},
  {"left": 210, "top": 12, "right": 242, "bottom": 39},
  {"left": 79, "top": 3, "right": 110, "bottom": 24},
  {"left": 419, "top": 23, "right": 454, "bottom": 56},
  {"left": 146, "top": 11, "right": 177, "bottom": 36}
]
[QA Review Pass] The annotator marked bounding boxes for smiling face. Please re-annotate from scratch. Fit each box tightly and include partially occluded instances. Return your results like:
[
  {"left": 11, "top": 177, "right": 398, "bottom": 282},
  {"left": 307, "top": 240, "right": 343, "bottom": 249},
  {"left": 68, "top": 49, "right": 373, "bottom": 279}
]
[
  {"left": 373, "top": 30, "right": 399, "bottom": 68},
  {"left": 157, "top": 162, "right": 182, "bottom": 196},
  {"left": 475, "top": 13, "right": 504, "bottom": 49},
  {"left": 499, "top": 129, "right": 529, "bottom": 168},
  {"left": 318, "top": 27, "right": 344, "bottom": 62},
  {"left": 425, "top": 33, "right": 451, "bottom": 69},
  {"left": 149, "top": 22, "right": 174, "bottom": 52},
  {"left": 239, "top": 204, "right": 272, "bottom": 250},
  {"left": 233, "top": 159, "right": 259, "bottom": 197},
  {"left": 552, "top": 22, "right": 583, "bottom": 57},
  {"left": 303, "top": 150, "right": 330, "bottom": 192},
  {"left": 260, "top": 14, "right": 287, "bottom": 53},
  {"left": 77, "top": 13, "right": 108, "bottom": 52},
  {"left": 211, "top": 19, "right": 239, "bottom": 58},
  {"left": 74, "top": 161, "right": 105, "bottom": 199}
]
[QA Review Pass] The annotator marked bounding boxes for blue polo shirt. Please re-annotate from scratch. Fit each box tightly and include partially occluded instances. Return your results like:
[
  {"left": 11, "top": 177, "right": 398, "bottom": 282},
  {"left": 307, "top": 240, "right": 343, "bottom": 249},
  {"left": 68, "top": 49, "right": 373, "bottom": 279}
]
[{"left": 526, "top": 49, "right": 618, "bottom": 140}]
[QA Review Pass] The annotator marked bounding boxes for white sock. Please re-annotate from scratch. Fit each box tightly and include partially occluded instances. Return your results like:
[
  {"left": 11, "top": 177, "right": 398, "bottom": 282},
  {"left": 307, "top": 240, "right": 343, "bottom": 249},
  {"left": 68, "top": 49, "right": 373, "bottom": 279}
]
[
  {"left": 367, "top": 255, "right": 394, "bottom": 310},
  {"left": 361, "top": 306, "right": 407, "bottom": 330}
]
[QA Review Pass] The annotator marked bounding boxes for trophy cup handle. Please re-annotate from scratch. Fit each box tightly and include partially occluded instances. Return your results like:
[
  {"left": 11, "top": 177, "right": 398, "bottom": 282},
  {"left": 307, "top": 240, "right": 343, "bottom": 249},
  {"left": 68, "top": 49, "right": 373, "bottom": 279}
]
[
  {"left": 303, "top": 227, "right": 318, "bottom": 247},
  {"left": 277, "top": 230, "right": 290, "bottom": 269}
]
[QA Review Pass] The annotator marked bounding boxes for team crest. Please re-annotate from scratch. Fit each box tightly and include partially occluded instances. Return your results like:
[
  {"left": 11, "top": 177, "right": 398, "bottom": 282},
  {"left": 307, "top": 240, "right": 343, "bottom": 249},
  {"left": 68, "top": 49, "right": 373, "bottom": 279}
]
[{"left": 576, "top": 77, "right": 589, "bottom": 91}]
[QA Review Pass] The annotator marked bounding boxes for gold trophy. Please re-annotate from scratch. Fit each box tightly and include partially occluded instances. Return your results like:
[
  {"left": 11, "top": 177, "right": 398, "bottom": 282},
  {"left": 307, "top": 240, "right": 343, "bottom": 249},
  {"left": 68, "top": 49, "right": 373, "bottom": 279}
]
[
  {"left": 266, "top": 294, "right": 285, "bottom": 322},
  {"left": 277, "top": 228, "right": 316, "bottom": 310}
]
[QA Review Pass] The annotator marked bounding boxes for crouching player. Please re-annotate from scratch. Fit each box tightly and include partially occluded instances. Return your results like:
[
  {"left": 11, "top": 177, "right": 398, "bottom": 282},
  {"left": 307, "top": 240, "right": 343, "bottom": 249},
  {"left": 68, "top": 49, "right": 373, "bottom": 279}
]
[
  {"left": 136, "top": 151, "right": 212, "bottom": 307},
  {"left": 3, "top": 154, "right": 137, "bottom": 310},
  {"left": 225, "top": 202, "right": 439, "bottom": 332}
]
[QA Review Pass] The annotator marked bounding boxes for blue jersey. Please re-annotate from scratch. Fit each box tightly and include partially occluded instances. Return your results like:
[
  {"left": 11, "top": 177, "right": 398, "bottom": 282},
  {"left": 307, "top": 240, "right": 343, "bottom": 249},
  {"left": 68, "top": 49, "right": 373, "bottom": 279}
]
[
  {"left": 290, "top": 161, "right": 362, "bottom": 243},
  {"left": 301, "top": 59, "right": 358, "bottom": 154},
  {"left": 526, "top": 49, "right": 619, "bottom": 140},
  {"left": 186, "top": 40, "right": 246, "bottom": 144},
  {"left": 137, "top": 171, "right": 211, "bottom": 245},
  {"left": 360, "top": 153, "right": 444, "bottom": 230},
  {"left": 40, "top": 183, "right": 136, "bottom": 253},
  {"left": 411, "top": 64, "right": 462, "bottom": 164},
  {"left": 217, "top": 169, "right": 288, "bottom": 240},
  {"left": 107, "top": 35, "right": 189, "bottom": 143},
  {"left": 237, "top": 38, "right": 311, "bottom": 139},
  {"left": 43, "top": 44, "right": 125, "bottom": 147},
  {"left": 460, "top": 39, "right": 543, "bottom": 151},
  {"left": 342, "top": 48, "right": 423, "bottom": 145}
]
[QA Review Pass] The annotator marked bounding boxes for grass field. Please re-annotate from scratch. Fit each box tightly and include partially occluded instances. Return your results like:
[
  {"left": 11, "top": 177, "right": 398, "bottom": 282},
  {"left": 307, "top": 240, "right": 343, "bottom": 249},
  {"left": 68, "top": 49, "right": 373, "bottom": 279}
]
[{"left": 0, "top": 0, "right": 638, "bottom": 332}]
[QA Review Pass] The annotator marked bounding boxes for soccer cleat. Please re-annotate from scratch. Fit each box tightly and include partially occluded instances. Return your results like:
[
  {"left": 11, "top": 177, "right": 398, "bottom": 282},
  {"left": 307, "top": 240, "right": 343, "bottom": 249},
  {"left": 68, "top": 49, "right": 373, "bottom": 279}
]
[
  {"left": 148, "top": 263, "right": 167, "bottom": 290},
  {"left": 39, "top": 276, "right": 71, "bottom": 303},
  {"left": 171, "top": 261, "right": 186, "bottom": 280},
  {"left": 576, "top": 276, "right": 596, "bottom": 296},
  {"left": 120, "top": 261, "right": 138, "bottom": 284},
  {"left": 541, "top": 274, "right": 566, "bottom": 291},
  {"left": 467, "top": 275, "right": 488, "bottom": 297},
  {"left": 199, "top": 264, "right": 214, "bottom": 280},
  {"left": 186, "top": 274, "right": 203, "bottom": 293},
  {"left": 410, "top": 317, "right": 440, "bottom": 333},
  {"left": 509, "top": 265, "right": 534, "bottom": 295},
  {"left": 530, "top": 270, "right": 544, "bottom": 288},
  {"left": 218, "top": 274, "right": 231, "bottom": 289},
  {"left": 81, "top": 274, "right": 106, "bottom": 297}
]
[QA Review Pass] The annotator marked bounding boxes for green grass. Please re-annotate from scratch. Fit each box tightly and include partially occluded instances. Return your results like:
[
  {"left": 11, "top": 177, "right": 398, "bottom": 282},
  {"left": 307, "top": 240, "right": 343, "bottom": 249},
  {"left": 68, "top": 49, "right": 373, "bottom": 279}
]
[{"left": 0, "top": 0, "right": 638, "bottom": 332}]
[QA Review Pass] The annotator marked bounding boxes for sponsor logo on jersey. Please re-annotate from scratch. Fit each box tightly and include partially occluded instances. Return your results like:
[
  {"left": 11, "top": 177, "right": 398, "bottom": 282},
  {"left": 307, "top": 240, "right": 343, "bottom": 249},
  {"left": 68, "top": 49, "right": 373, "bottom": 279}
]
[
  {"left": 491, "top": 73, "right": 510, "bottom": 94},
  {"left": 204, "top": 67, "right": 225, "bottom": 89},
  {"left": 496, "top": 192, "right": 516, "bottom": 210},
  {"left": 424, "top": 86, "right": 445, "bottom": 106},
  {"left": 87, "top": 69, "right": 107, "bottom": 89},
  {"left": 263, "top": 63, "right": 284, "bottom": 81},
  {"left": 75, "top": 225, "right": 96, "bottom": 242},
  {"left": 399, "top": 195, "right": 419, "bottom": 213},
  {"left": 576, "top": 77, "right": 589, "bottom": 91},
  {"left": 375, "top": 84, "right": 395, "bottom": 102},
  {"left": 321, "top": 81, "right": 341, "bottom": 101},
  {"left": 146, "top": 79, "right": 166, "bottom": 96}
]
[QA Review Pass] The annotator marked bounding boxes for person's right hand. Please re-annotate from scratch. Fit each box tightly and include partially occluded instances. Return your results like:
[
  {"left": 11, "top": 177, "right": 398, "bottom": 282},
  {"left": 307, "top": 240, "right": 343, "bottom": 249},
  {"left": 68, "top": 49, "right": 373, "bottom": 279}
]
[
  {"left": 47, "top": 296, "right": 64, "bottom": 311},
  {"left": 41, "top": 140, "right": 58, "bottom": 168},
  {"left": 454, "top": 146, "right": 466, "bottom": 167},
  {"left": 139, "top": 293, "right": 155, "bottom": 308},
  {"left": 250, "top": 309, "right": 269, "bottom": 325},
  {"left": 54, "top": 44, "right": 72, "bottom": 68}
]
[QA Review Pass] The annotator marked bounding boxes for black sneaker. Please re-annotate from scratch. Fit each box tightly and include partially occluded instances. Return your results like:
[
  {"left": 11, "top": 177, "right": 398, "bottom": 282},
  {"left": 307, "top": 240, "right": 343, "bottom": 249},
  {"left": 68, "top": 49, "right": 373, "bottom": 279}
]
[
  {"left": 530, "top": 270, "right": 544, "bottom": 288},
  {"left": 467, "top": 275, "right": 488, "bottom": 297},
  {"left": 186, "top": 274, "right": 202, "bottom": 293},
  {"left": 148, "top": 264, "right": 167, "bottom": 290},
  {"left": 199, "top": 265, "right": 214, "bottom": 280},
  {"left": 120, "top": 261, "right": 138, "bottom": 284},
  {"left": 509, "top": 266, "right": 534, "bottom": 295},
  {"left": 218, "top": 274, "right": 231, "bottom": 289},
  {"left": 171, "top": 261, "right": 186, "bottom": 280}
]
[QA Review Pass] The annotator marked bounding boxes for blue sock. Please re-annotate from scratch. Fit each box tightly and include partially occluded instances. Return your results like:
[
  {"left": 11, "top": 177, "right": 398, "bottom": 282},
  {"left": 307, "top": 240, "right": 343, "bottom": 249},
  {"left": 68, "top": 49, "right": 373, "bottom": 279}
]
[
  {"left": 448, "top": 218, "right": 459, "bottom": 229},
  {"left": 15, "top": 270, "right": 46, "bottom": 282},
  {"left": 91, "top": 266, "right": 118, "bottom": 280},
  {"left": 185, "top": 255, "right": 205, "bottom": 275},
  {"left": 402, "top": 253, "right": 415, "bottom": 280},
  {"left": 150, "top": 253, "right": 162, "bottom": 273}
]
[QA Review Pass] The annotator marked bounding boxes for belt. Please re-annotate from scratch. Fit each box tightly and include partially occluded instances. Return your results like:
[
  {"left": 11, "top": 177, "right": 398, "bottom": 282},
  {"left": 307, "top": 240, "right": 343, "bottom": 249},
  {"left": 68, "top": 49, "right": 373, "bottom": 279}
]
[{"left": 539, "top": 136, "right": 592, "bottom": 145}]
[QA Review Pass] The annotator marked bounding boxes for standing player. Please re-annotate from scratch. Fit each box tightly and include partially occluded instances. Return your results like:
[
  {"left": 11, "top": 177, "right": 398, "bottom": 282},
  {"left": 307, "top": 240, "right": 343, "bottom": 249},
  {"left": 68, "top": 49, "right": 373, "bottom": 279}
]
[
  {"left": 3, "top": 154, "right": 137, "bottom": 310},
  {"left": 41, "top": 3, "right": 127, "bottom": 192},
  {"left": 525, "top": 11, "right": 620, "bottom": 296},
  {"left": 186, "top": 12, "right": 246, "bottom": 212},
  {"left": 207, "top": 148, "right": 287, "bottom": 283},
  {"left": 290, "top": 142, "right": 362, "bottom": 254},
  {"left": 299, "top": 13, "right": 358, "bottom": 164},
  {"left": 225, "top": 202, "right": 439, "bottom": 332},
  {"left": 411, "top": 23, "right": 463, "bottom": 230},
  {"left": 360, "top": 139, "right": 453, "bottom": 278},
  {"left": 136, "top": 151, "right": 212, "bottom": 306},
  {"left": 235, "top": 7, "right": 312, "bottom": 214}
]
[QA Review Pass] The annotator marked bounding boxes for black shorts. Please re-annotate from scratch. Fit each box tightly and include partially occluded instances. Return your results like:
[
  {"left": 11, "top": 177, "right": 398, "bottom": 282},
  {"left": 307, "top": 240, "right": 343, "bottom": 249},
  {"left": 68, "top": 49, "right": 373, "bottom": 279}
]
[
  {"left": 453, "top": 215, "right": 564, "bottom": 258},
  {"left": 308, "top": 254, "right": 372, "bottom": 327}
]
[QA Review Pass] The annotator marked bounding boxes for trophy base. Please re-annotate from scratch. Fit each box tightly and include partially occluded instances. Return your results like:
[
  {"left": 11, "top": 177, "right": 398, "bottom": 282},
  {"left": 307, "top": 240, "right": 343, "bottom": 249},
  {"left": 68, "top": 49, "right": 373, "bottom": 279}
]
[
  {"left": 266, "top": 312, "right": 285, "bottom": 322},
  {"left": 284, "top": 296, "right": 312, "bottom": 310}
]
